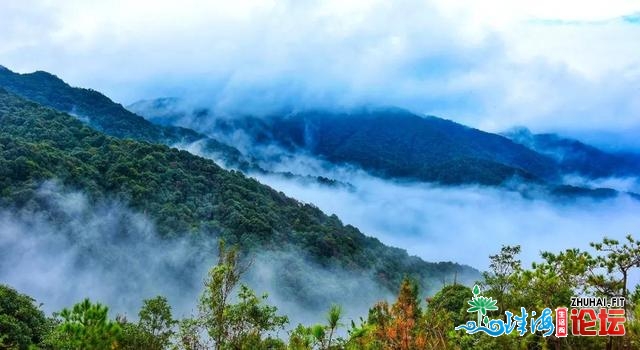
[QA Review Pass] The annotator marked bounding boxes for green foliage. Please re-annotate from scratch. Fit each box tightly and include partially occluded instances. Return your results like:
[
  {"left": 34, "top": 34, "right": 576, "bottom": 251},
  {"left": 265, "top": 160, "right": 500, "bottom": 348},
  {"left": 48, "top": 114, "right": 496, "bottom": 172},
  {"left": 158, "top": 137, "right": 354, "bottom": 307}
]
[
  {"left": 118, "top": 319, "right": 157, "bottom": 350},
  {"left": 326, "top": 304, "right": 343, "bottom": 349},
  {"left": 173, "top": 318, "right": 205, "bottom": 350},
  {"left": 426, "top": 284, "right": 473, "bottom": 326},
  {"left": 199, "top": 241, "right": 245, "bottom": 347},
  {"left": 3, "top": 234, "right": 640, "bottom": 349},
  {"left": 0, "top": 88, "right": 476, "bottom": 298},
  {"left": 469, "top": 238, "right": 640, "bottom": 350},
  {"left": 590, "top": 235, "right": 640, "bottom": 299},
  {"left": 0, "top": 67, "right": 249, "bottom": 169},
  {"left": 288, "top": 324, "right": 316, "bottom": 350},
  {"left": 117, "top": 298, "right": 177, "bottom": 350},
  {"left": 6, "top": 67, "right": 640, "bottom": 349},
  {"left": 288, "top": 305, "right": 344, "bottom": 350},
  {"left": 139, "top": 296, "right": 176, "bottom": 344},
  {"left": 223, "top": 285, "right": 288, "bottom": 349},
  {"left": 199, "top": 241, "right": 288, "bottom": 350},
  {"left": 45, "top": 299, "right": 120, "bottom": 350},
  {"left": 0, "top": 284, "right": 48, "bottom": 350}
]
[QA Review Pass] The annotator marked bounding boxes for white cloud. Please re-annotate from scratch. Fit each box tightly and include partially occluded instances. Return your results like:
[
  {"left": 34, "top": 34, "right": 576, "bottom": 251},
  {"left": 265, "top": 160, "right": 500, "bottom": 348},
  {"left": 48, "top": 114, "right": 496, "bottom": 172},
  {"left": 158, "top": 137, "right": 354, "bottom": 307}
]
[
  {"left": 0, "top": 182, "right": 393, "bottom": 326},
  {"left": 251, "top": 164, "right": 640, "bottom": 275},
  {"left": 1, "top": 0, "right": 639, "bottom": 136}
]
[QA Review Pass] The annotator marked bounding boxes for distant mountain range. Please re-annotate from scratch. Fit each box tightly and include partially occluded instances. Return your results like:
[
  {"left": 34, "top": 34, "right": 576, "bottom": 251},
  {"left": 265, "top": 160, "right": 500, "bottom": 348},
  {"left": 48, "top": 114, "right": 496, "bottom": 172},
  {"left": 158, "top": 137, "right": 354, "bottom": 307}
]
[
  {"left": 130, "top": 98, "right": 640, "bottom": 199},
  {"left": 504, "top": 127, "right": 640, "bottom": 179},
  {"left": 0, "top": 66, "right": 478, "bottom": 301},
  {"left": 2, "top": 66, "right": 637, "bottom": 201}
]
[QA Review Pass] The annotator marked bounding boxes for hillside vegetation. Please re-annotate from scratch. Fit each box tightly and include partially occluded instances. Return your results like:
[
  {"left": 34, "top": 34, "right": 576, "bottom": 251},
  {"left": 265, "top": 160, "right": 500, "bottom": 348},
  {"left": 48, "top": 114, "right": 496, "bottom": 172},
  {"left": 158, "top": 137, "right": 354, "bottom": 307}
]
[
  {"left": 2, "top": 235, "right": 639, "bottom": 350},
  {"left": 0, "top": 66, "right": 250, "bottom": 169},
  {"left": 0, "top": 88, "right": 474, "bottom": 296}
]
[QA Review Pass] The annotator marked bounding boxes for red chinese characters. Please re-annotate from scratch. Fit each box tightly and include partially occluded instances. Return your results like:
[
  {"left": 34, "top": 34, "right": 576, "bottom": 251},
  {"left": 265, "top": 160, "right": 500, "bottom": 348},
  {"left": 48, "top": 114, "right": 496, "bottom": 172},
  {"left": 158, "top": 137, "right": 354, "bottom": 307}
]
[
  {"left": 555, "top": 307, "right": 568, "bottom": 337},
  {"left": 570, "top": 308, "right": 626, "bottom": 336}
]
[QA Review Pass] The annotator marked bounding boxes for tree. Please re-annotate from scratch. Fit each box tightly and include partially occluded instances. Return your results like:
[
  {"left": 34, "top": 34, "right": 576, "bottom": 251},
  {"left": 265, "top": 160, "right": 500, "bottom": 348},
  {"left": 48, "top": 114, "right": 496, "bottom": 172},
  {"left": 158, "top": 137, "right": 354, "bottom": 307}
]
[
  {"left": 482, "top": 245, "right": 522, "bottom": 312},
  {"left": 589, "top": 235, "right": 640, "bottom": 350},
  {"left": 47, "top": 299, "right": 121, "bottom": 350},
  {"left": 139, "top": 295, "right": 176, "bottom": 348},
  {"left": 367, "top": 277, "right": 426, "bottom": 350},
  {"left": 326, "top": 304, "right": 342, "bottom": 349},
  {"left": 174, "top": 318, "right": 206, "bottom": 350},
  {"left": 289, "top": 305, "right": 343, "bottom": 350},
  {"left": 117, "top": 316, "right": 156, "bottom": 350},
  {"left": 526, "top": 248, "right": 594, "bottom": 309},
  {"left": 199, "top": 240, "right": 287, "bottom": 349},
  {"left": 0, "top": 284, "right": 48, "bottom": 350},
  {"left": 223, "top": 285, "right": 288, "bottom": 349},
  {"left": 288, "top": 324, "right": 315, "bottom": 350},
  {"left": 590, "top": 235, "right": 640, "bottom": 301},
  {"left": 117, "top": 296, "right": 176, "bottom": 350},
  {"left": 199, "top": 240, "right": 247, "bottom": 349},
  {"left": 427, "top": 284, "right": 473, "bottom": 326}
]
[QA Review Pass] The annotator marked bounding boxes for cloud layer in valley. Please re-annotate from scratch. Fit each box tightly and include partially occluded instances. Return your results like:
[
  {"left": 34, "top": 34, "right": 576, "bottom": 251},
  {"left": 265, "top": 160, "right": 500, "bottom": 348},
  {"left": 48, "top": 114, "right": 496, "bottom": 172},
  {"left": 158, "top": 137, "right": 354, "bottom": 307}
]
[
  {"left": 243, "top": 151, "right": 640, "bottom": 280},
  {"left": 1, "top": 1, "right": 639, "bottom": 143},
  {"left": 0, "top": 182, "right": 390, "bottom": 327}
]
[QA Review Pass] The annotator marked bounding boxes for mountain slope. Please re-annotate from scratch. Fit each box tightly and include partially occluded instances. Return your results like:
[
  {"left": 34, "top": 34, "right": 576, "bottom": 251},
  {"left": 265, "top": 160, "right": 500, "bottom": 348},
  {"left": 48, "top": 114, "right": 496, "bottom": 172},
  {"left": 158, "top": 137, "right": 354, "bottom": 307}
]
[
  {"left": 159, "top": 107, "right": 560, "bottom": 186},
  {"left": 505, "top": 127, "right": 640, "bottom": 179},
  {"left": 131, "top": 100, "right": 635, "bottom": 200},
  {"left": 0, "top": 88, "right": 476, "bottom": 295},
  {"left": 0, "top": 66, "right": 250, "bottom": 169}
]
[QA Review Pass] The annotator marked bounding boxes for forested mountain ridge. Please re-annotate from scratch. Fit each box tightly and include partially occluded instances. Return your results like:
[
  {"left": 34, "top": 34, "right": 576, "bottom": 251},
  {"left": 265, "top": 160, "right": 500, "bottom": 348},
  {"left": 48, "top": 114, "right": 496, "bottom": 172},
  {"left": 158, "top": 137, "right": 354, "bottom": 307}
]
[
  {"left": 505, "top": 127, "right": 640, "bottom": 179},
  {"left": 128, "top": 100, "right": 563, "bottom": 186},
  {"left": 0, "top": 66, "right": 250, "bottom": 169},
  {"left": 0, "top": 88, "right": 476, "bottom": 294},
  {"left": 0, "top": 66, "right": 629, "bottom": 197},
  {"left": 131, "top": 99, "right": 638, "bottom": 199},
  {"left": 209, "top": 109, "right": 561, "bottom": 185}
]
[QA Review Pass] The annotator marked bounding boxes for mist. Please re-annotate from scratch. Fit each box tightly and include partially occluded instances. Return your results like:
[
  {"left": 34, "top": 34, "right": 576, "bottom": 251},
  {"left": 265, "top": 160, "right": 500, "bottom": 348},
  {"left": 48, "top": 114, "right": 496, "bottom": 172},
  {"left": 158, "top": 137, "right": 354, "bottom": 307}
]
[
  {"left": 0, "top": 181, "right": 393, "bottom": 327},
  {"left": 562, "top": 175, "right": 640, "bottom": 194},
  {"left": 163, "top": 126, "right": 640, "bottom": 280},
  {"left": 0, "top": 181, "right": 215, "bottom": 317},
  {"left": 227, "top": 149, "right": 640, "bottom": 277},
  {"left": 2, "top": 1, "right": 640, "bottom": 137}
]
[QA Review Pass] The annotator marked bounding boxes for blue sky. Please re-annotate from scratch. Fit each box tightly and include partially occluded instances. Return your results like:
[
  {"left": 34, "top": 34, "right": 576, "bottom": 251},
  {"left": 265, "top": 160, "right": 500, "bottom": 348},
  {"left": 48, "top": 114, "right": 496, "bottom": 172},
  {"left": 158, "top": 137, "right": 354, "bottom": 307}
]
[{"left": 1, "top": 0, "right": 639, "bottom": 139}]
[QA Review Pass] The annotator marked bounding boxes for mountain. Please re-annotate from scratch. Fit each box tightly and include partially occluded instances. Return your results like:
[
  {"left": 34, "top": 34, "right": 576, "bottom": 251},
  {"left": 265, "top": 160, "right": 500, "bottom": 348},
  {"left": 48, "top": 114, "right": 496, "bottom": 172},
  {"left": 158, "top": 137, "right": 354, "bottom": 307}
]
[
  {"left": 0, "top": 66, "right": 250, "bottom": 169},
  {"left": 0, "top": 87, "right": 477, "bottom": 297},
  {"left": 130, "top": 101, "right": 561, "bottom": 186},
  {"left": 131, "top": 99, "right": 639, "bottom": 199},
  {"left": 128, "top": 97, "right": 202, "bottom": 127},
  {"left": 220, "top": 108, "right": 564, "bottom": 185},
  {"left": 505, "top": 127, "right": 640, "bottom": 179},
  {"left": 0, "top": 66, "right": 626, "bottom": 197}
]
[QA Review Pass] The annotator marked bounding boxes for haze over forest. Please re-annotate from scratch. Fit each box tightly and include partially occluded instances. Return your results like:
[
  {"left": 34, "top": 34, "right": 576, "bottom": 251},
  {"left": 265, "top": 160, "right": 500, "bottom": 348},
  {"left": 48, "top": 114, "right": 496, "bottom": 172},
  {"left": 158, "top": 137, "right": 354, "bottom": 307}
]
[{"left": 1, "top": 1, "right": 640, "bottom": 349}]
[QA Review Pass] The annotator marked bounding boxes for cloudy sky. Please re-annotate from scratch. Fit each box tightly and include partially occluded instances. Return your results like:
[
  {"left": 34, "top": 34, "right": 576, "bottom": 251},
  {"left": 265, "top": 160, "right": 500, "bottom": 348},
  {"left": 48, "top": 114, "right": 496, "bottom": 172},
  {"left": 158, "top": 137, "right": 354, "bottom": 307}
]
[{"left": 1, "top": 0, "right": 639, "bottom": 137}]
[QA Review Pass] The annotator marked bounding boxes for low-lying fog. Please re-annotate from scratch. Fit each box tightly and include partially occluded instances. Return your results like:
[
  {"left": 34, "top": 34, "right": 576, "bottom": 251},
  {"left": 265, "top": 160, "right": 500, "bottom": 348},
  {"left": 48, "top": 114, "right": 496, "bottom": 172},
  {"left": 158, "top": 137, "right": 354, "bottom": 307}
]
[
  {"left": 0, "top": 182, "right": 387, "bottom": 327},
  {"left": 3, "top": 145, "right": 639, "bottom": 328},
  {"left": 241, "top": 150, "right": 640, "bottom": 276}
]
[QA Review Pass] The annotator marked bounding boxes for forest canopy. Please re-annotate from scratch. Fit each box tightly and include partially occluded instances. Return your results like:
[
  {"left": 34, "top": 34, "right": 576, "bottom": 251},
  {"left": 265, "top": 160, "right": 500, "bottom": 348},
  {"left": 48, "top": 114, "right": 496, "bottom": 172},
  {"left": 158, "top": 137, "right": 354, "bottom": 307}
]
[{"left": 2, "top": 236, "right": 639, "bottom": 349}]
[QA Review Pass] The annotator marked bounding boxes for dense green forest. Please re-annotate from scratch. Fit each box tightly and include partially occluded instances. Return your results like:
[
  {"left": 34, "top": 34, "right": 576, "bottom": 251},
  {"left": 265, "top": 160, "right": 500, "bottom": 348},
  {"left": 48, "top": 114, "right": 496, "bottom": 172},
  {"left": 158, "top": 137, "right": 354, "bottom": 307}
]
[
  {"left": 133, "top": 101, "right": 635, "bottom": 198},
  {"left": 0, "top": 87, "right": 474, "bottom": 299},
  {"left": 2, "top": 236, "right": 639, "bottom": 349},
  {"left": 0, "top": 66, "right": 250, "bottom": 169},
  {"left": 0, "top": 66, "right": 631, "bottom": 198}
]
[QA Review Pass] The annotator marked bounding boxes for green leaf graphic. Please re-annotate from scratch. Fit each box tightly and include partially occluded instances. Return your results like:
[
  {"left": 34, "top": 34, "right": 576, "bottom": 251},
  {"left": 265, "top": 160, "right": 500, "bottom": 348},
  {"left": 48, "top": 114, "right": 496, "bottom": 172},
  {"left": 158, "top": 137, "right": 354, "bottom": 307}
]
[{"left": 473, "top": 285, "right": 480, "bottom": 296}]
